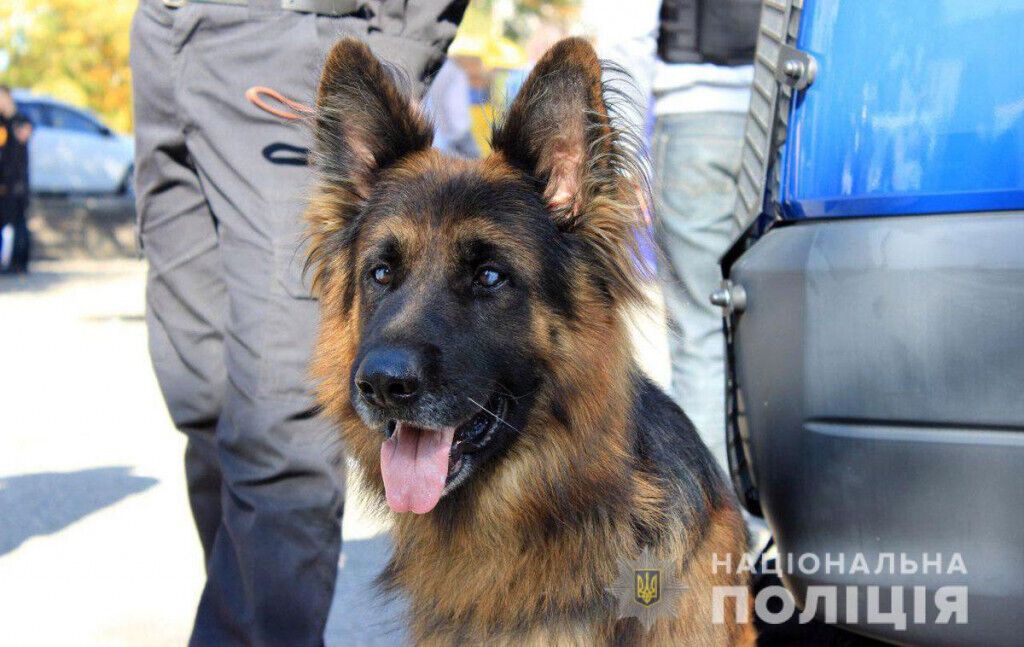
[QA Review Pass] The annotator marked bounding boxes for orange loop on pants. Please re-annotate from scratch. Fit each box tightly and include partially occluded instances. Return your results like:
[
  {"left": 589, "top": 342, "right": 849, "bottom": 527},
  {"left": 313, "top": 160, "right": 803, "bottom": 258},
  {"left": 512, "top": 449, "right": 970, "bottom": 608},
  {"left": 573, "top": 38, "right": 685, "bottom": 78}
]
[{"left": 244, "top": 86, "right": 313, "bottom": 121}]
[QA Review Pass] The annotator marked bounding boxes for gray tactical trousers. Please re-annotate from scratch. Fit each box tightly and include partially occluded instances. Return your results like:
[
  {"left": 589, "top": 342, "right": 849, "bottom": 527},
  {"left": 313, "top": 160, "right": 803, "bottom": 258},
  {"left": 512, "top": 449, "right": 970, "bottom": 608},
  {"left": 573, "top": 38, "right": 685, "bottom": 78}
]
[{"left": 130, "top": 2, "right": 353, "bottom": 644}]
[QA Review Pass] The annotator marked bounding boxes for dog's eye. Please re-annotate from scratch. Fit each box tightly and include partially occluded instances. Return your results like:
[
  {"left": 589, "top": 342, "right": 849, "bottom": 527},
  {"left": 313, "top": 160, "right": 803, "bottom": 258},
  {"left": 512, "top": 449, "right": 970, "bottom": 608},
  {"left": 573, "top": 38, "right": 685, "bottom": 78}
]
[
  {"left": 370, "top": 264, "right": 392, "bottom": 286},
  {"left": 474, "top": 267, "right": 505, "bottom": 289}
]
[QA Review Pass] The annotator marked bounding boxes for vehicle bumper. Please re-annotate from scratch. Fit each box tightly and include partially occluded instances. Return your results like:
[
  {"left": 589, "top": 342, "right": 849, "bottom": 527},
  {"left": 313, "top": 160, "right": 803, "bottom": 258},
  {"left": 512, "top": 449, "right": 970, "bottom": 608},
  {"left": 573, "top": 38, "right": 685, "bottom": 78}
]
[{"left": 730, "top": 212, "right": 1024, "bottom": 646}]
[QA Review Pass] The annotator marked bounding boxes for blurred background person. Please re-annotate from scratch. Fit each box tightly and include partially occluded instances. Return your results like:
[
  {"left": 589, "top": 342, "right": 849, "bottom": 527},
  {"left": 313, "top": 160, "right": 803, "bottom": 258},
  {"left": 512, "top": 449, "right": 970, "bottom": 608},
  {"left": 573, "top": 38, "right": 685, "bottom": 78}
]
[
  {"left": 585, "top": 0, "right": 759, "bottom": 472},
  {"left": 423, "top": 59, "right": 480, "bottom": 159},
  {"left": 0, "top": 85, "right": 33, "bottom": 275}
]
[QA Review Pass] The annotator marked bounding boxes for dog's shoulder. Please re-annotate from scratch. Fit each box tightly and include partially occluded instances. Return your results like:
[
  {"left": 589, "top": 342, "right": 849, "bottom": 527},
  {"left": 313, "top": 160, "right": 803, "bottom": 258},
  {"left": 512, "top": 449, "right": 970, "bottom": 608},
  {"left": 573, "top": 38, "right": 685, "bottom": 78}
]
[{"left": 629, "top": 372, "right": 732, "bottom": 511}]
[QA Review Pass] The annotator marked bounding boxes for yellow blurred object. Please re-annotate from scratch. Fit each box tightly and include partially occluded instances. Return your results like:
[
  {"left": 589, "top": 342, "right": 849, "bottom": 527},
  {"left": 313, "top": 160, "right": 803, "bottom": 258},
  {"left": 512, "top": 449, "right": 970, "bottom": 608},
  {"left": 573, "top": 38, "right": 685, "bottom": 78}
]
[
  {"left": 449, "top": 35, "right": 527, "bottom": 70},
  {"left": 469, "top": 103, "right": 496, "bottom": 156}
]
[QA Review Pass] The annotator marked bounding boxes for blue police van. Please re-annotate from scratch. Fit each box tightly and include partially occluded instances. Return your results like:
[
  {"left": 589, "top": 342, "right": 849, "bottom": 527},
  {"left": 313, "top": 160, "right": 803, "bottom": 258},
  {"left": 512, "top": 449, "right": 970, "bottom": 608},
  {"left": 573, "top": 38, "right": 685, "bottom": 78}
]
[{"left": 721, "top": 1, "right": 1024, "bottom": 644}]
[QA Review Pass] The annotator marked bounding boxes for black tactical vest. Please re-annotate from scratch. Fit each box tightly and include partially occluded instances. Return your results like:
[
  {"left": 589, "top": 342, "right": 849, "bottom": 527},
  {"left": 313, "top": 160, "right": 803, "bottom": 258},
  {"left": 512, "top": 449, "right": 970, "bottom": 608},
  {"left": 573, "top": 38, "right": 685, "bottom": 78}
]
[{"left": 658, "top": 0, "right": 760, "bottom": 66}]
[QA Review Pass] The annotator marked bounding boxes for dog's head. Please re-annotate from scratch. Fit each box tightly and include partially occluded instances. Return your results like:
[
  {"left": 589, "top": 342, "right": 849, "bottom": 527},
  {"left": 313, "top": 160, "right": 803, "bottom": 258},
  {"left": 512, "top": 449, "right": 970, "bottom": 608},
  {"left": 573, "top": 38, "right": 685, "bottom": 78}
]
[{"left": 307, "top": 38, "right": 647, "bottom": 516}]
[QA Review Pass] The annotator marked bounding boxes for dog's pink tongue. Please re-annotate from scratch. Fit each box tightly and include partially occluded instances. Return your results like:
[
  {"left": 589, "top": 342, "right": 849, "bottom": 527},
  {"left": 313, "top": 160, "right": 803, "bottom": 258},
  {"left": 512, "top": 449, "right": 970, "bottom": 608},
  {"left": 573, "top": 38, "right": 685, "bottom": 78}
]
[{"left": 380, "top": 422, "right": 455, "bottom": 514}]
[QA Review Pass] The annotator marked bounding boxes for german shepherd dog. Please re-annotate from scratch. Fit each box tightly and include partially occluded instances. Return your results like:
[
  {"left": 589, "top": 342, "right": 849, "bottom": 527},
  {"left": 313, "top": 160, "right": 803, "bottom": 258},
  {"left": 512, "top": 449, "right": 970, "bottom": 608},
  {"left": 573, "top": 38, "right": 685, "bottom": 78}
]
[{"left": 306, "top": 36, "right": 753, "bottom": 645}]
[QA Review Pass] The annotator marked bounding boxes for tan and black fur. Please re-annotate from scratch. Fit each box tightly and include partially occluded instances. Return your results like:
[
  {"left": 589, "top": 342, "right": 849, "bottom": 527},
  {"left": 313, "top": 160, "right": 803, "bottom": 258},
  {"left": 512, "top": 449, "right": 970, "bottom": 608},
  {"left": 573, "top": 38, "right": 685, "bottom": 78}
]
[{"left": 306, "top": 36, "right": 753, "bottom": 645}]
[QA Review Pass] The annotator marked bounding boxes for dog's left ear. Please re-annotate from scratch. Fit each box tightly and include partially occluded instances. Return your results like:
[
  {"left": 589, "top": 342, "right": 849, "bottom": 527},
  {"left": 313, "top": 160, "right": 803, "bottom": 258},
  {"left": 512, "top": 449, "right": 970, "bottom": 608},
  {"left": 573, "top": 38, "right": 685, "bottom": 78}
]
[
  {"left": 492, "top": 37, "right": 648, "bottom": 304},
  {"left": 491, "top": 37, "right": 620, "bottom": 216}
]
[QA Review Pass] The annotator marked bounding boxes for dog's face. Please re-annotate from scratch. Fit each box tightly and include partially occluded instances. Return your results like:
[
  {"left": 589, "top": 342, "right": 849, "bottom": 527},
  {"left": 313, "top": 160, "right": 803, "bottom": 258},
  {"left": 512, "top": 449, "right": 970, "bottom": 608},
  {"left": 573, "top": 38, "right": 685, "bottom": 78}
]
[
  {"left": 347, "top": 159, "right": 558, "bottom": 513},
  {"left": 308, "top": 38, "right": 646, "bottom": 516}
]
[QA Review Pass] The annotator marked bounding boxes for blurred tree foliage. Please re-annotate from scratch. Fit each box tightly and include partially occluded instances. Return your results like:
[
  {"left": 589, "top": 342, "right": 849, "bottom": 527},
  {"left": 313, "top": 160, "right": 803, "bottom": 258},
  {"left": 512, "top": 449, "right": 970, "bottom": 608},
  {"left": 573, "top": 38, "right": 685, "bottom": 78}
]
[
  {"left": 0, "top": 0, "right": 134, "bottom": 133},
  {"left": 0, "top": 0, "right": 579, "bottom": 135}
]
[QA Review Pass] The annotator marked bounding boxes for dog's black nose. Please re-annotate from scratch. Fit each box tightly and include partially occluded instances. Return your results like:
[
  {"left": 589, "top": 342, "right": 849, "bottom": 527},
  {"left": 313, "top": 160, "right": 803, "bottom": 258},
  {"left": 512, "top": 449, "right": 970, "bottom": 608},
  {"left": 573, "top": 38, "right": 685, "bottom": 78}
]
[{"left": 355, "top": 347, "right": 422, "bottom": 409}]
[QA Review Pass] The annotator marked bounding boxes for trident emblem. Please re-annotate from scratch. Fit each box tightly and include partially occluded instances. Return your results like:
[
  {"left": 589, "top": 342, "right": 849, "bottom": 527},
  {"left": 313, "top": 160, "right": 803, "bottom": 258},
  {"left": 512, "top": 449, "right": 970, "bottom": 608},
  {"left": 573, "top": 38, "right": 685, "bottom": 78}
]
[
  {"left": 607, "top": 546, "right": 687, "bottom": 631},
  {"left": 634, "top": 569, "right": 661, "bottom": 606}
]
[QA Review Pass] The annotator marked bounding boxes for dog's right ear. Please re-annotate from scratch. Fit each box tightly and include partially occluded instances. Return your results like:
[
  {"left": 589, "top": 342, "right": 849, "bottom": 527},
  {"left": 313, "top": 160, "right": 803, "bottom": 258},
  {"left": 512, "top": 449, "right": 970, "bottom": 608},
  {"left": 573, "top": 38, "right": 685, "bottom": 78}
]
[
  {"left": 313, "top": 38, "right": 433, "bottom": 200},
  {"left": 307, "top": 39, "right": 432, "bottom": 301}
]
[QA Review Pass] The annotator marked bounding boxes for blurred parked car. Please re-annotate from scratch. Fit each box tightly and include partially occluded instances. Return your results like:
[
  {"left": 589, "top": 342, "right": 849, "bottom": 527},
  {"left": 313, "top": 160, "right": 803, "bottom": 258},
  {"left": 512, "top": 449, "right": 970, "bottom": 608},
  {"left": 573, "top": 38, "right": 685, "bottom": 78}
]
[{"left": 12, "top": 90, "right": 133, "bottom": 196}]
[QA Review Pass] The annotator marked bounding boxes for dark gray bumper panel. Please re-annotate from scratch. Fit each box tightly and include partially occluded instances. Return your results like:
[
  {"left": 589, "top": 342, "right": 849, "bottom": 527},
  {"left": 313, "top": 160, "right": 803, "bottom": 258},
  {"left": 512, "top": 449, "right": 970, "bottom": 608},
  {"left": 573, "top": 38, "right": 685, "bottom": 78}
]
[{"left": 730, "top": 213, "right": 1024, "bottom": 646}]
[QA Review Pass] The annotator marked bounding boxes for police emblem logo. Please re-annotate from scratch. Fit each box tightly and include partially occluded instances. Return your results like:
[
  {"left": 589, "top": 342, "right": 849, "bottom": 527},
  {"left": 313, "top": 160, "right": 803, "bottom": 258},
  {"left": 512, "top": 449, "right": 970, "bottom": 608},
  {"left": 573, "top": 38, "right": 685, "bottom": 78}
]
[
  {"left": 634, "top": 569, "right": 660, "bottom": 606},
  {"left": 0, "top": 125, "right": 8, "bottom": 148},
  {"left": 607, "top": 545, "right": 687, "bottom": 631}
]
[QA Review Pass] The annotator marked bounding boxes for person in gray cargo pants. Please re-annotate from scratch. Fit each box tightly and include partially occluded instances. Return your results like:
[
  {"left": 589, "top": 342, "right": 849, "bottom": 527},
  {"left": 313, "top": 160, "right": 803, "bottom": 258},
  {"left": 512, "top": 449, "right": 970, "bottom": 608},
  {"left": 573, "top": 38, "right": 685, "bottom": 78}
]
[{"left": 130, "top": 1, "right": 466, "bottom": 644}]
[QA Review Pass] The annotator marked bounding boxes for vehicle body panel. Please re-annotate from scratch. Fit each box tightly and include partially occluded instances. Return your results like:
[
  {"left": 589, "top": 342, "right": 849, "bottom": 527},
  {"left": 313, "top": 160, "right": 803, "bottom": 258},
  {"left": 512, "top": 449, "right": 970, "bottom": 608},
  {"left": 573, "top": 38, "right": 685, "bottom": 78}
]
[
  {"left": 779, "top": 0, "right": 1024, "bottom": 218},
  {"left": 727, "top": 1, "right": 1024, "bottom": 644},
  {"left": 730, "top": 214, "right": 1024, "bottom": 645},
  {"left": 12, "top": 91, "right": 133, "bottom": 195}
]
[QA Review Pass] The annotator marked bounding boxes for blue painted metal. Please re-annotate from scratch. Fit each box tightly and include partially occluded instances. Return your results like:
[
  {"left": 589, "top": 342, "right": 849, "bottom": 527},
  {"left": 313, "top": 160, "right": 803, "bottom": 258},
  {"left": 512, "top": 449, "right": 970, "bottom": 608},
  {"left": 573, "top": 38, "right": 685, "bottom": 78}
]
[{"left": 779, "top": 0, "right": 1024, "bottom": 218}]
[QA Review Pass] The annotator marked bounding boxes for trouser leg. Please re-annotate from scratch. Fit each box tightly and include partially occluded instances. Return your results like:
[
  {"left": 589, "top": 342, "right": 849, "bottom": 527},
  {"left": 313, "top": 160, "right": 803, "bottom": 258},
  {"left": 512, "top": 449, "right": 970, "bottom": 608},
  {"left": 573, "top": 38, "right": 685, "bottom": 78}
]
[
  {"left": 0, "top": 204, "right": 11, "bottom": 271},
  {"left": 10, "top": 197, "right": 30, "bottom": 272},
  {"left": 652, "top": 112, "right": 746, "bottom": 472},
  {"left": 131, "top": 1, "right": 226, "bottom": 561},
  {"left": 133, "top": 3, "right": 347, "bottom": 645},
  {"left": 142, "top": 222, "right": 227, "bottom": 562}
]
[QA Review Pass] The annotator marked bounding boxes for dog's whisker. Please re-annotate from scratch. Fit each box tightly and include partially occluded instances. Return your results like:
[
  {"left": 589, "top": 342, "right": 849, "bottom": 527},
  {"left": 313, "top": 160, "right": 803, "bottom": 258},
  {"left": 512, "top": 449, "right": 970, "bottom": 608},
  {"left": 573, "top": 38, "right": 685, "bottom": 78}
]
[
  {"left": 452, "top": 374, "right": 541, "bottom": 405},
  {"left": 492, "top": 379, "right": 544, "bottom": 403},
  {"left": 466, "top": 396, "right": 519, "bottom": 433}
]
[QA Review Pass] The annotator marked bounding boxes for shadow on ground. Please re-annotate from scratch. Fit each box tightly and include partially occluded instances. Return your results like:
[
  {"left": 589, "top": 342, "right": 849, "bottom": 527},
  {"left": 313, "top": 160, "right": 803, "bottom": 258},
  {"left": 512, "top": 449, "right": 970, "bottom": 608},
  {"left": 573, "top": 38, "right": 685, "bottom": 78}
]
[
  {"left": 326, "top": 533, "right": 410, "bottom": 646},
  {"left": 0, "top": 270, "right": 76, "bottom": 295},
  {"left": 0, "top": 466, "right": 158, "bottom": 556},
  {"left": 0, "top": 263, "right": 142, "bottom": 297},
  {"left": 81, "top": 313, "right": 146, "bottom": 324}
]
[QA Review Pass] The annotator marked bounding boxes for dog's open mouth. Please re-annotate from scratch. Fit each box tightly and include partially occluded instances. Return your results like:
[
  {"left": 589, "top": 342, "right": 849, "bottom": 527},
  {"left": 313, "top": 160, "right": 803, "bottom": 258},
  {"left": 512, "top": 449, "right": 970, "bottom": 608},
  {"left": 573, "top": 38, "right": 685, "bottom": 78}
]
[{"left": 379, "top": 395, "right": 508, "bottom": 514}]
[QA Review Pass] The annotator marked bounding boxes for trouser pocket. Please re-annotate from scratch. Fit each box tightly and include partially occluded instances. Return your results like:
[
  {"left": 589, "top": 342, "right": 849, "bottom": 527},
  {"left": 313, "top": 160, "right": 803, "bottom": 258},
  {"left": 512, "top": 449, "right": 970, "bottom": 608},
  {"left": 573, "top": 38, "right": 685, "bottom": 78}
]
[{"left": 259, "top": 196, "right": 321, "bottom": 402}]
